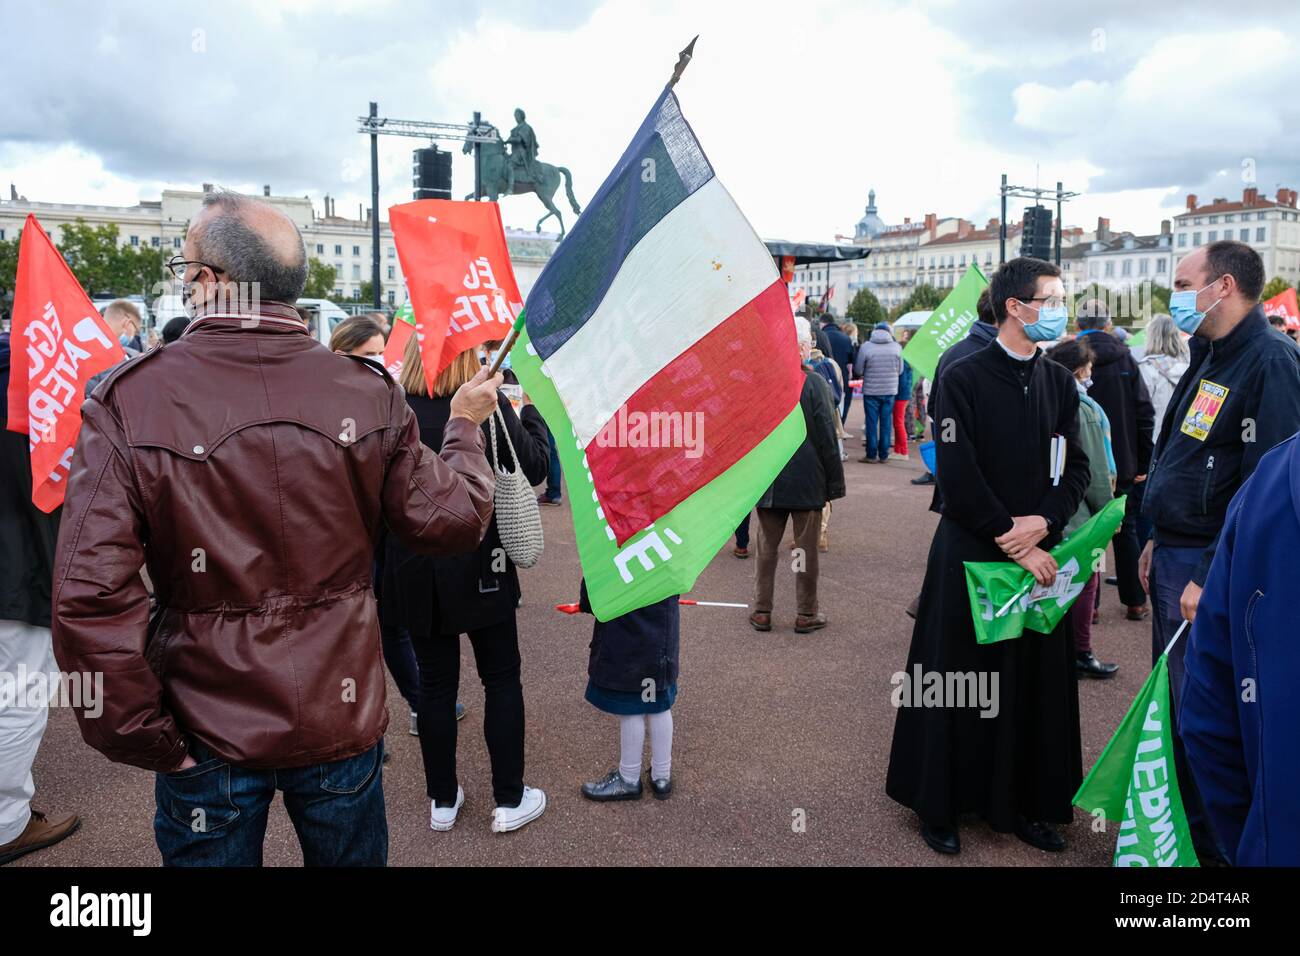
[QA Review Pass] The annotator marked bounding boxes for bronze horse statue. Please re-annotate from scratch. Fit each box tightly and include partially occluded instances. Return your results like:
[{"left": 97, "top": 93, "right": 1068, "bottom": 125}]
[{"left": 463, "top": 126, "right": 582, "bottom": 239}]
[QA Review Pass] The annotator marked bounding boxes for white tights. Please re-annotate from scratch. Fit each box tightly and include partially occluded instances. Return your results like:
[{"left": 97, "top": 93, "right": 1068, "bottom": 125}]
[{"left": 618, "top": 710, "right": 673, "bottom": 784}]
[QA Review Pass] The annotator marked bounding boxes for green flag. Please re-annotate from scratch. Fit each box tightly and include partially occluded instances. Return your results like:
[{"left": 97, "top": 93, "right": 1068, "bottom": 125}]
[
  {"left": 964, "top": 496, "right": 1126, "bottom": 645},
  {"left": 899, "top": 264, "right": 989, "bottom": 381},
  {"left": 511, "top": 325, "right": 805, "bottom": 621},
  {"left": 1073, "top": 648, "right": 1200, "bottom": 867}
]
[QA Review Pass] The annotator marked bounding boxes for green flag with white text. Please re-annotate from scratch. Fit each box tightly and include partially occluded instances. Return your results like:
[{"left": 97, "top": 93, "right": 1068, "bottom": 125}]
[
  {"left": 964, "top": 496, "right": 1126, "bottom": 645},
  {"left": 900, "top": 264, "right": 988, "bottom": 381},
  {"left": 1073, "top": 652, "right": 1200, "bottom": 867}
]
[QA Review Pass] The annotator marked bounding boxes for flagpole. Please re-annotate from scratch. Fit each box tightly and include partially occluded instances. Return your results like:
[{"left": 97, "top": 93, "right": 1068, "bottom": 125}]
[
  {"left": 667, "top": 36, "right": 698, "bottom": 89},
  {"left": 1161, "top": 619, "right": 1190, "bottom": 657},
  {"left": 486, "top": 309, "right": 526, "bottom": 376}
]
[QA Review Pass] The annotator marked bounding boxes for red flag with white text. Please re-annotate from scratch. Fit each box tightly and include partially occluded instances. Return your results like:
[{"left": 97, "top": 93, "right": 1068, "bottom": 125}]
[
  {"left": 5, "top": 215, "right": 125, "bottom": 511},
  {"left": 389, "top": 200, "right": 522, "bottom": 395},
  {"left": 1263, "top": 287, "right": 1300, "bottom": 331}
]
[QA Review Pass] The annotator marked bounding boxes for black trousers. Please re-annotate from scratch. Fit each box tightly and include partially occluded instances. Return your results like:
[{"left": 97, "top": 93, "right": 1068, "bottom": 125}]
[
  {"left": 411, "top": 616, "right": 525, "bottom": 808},
  {"left": 1112, "top": 482, "right": 1146, "bottom": 608}
]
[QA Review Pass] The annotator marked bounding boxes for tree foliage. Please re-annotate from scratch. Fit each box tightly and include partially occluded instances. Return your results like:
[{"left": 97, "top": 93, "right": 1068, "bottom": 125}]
[
  {"left": 846, "top": 287, "right": 885, "bottom": 339},
  {"left": 302, "top": 258, "right": 339, "bottom": 299}
]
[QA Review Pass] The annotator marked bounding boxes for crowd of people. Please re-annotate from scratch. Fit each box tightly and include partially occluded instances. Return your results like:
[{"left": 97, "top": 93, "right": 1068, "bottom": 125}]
[{"left": 2, "top": 187, "right": 1298, "bottom": 868}]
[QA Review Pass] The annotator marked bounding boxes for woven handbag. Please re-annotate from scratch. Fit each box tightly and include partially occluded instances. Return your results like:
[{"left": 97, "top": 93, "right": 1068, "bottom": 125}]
[{"left": 486, "top": 406, "right": 545, "bottom": 568}]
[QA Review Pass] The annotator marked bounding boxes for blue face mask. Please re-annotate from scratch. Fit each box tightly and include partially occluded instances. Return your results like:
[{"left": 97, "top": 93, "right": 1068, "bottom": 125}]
[
  {"left": 1169, "top": 282, "right": 1222, "bottom": 335},
  {"left": 118, "top": 333, "right": 134, "bottom": 348},
  {"left": 1019, "top": 302, "right": 1067, "bottom": 342}
]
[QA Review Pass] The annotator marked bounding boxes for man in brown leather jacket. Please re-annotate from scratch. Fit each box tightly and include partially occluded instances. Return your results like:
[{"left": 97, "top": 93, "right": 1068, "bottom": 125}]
[{"left": 51, "top": 190, "right": 501, "bottom": 866}]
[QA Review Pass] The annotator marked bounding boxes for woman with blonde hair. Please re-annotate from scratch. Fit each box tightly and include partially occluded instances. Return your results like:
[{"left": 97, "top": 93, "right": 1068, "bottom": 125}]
[{"left": 381, "top": 335, "right": 551, "bottom": 833}]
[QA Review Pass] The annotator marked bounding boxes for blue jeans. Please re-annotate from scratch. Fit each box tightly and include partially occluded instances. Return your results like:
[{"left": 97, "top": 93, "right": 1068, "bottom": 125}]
[
  {"left": 154, "top": 740, "right": 387, "bottom": 866},
  {"left": 862, "top": 395, "right": 893, "bottom": 460},
  {"left": 543, "top": 427, "right": 562, "bottom": 501},
  {"left": 1150, "top": 543, "right": 1226, "bottom": 863}
]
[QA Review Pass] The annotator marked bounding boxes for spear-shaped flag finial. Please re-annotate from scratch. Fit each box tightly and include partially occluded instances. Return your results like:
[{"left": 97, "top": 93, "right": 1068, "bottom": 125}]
[{"left": 668, "top": 35, "right": 698, "bottom": 89}]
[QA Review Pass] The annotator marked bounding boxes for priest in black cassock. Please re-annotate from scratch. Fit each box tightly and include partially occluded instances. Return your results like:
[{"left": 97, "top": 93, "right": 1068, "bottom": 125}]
[{"left": 886, "top": 257, "right": 1091, "bottom": 856}]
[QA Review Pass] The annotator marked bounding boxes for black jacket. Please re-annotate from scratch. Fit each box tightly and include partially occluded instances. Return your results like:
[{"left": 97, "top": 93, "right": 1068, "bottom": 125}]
[
  {"left": 579, "top": 580, "right": 679, "bottom": 693},
  {"left": 1142, "top": 305, "right": 1300, "bottom": 585},
  {"left": 382, "top": 391, "right": 549, "bottom": 636},
  {"left": 1076, "top": 330, "right": 1154, "bottom": 484},
  {"left": 820, "top": 320, "right": 855, "bottom": 390},
  {"left": 757, "top": 367, "right": 846, "bottom": 511},
  {"left": 937, "top": 340, "right": 1090, "bottom": 542},
  {"left": 1, "top": 333, "right": 61, "bottom": 628}
]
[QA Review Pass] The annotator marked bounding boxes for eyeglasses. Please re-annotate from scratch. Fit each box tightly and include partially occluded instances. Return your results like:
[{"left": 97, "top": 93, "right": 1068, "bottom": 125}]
[
  {"left": 166, "top": 255, "right": 225, "bottom": 281},
  {"left": 1021, "top": 296, "right": 1067, "bottom": 310}
]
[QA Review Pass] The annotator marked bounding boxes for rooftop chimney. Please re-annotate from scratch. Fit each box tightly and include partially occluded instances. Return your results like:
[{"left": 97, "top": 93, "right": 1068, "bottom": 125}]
[
  {"left": 263, "top": 184, "right": 271, "bottom": 197},
  {"left": 903, "top": 217, "right": 911, "bottom": 225},
  {"left": 1097, "top": 216, "right": 1110, "bottom": 241},
  {"left": 1243, "top": 187, "right": 1258, "bottom": 204},
  {"left": 1186, "top": 194, "right": 1198, "bottom": 211},
  {"left": 1160, "top": 219, "right": 1171, "bottom": 235},
  {"left": 1290, "top": 189, "right": 1298, "bottom": 209},
  {"left": 1278, "top": 187, "right": 1290, "bottom": 205},
  {"left": 987, "top": 217, "right": 1000, "bottom": 230},
  {"left": 202, "top": 182, "right": 213, "bottom": 193},
  {"left": 956, "top": 219, "right": 973, "bottom": 239},
  {"left": 924, "top": 212, "right": 937, "bottom": 239}
]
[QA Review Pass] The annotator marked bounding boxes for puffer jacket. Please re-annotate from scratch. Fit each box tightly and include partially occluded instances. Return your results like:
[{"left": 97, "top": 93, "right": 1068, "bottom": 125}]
[
  {"left": 854, "top": 328, "right": 902, "bottom": 396},
  {"left": 51, "top": 303, "right": 495, "bottom": 772}
]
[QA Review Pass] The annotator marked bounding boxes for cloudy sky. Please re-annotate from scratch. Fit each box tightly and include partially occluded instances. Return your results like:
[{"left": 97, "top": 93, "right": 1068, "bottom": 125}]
[{"left": 2, "top": 0, "right": 1298, "bottom": 241}]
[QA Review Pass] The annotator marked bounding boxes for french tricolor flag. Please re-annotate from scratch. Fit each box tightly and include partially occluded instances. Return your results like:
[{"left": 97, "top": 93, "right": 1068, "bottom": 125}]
[{"left": 524, "top": 88, "right": 804, "bottom": 545}]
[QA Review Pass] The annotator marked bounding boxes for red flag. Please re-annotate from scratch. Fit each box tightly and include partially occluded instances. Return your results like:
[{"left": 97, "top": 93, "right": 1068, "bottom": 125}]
[
  {"left": 382, "top": 313, "right": 414, "bottom": 379},
  {"left": 5, "top": 215, "right": 124, "bottom": 511},
  {"left": 389, "top": 200, "right": 522, "bottom": 395},
  {"left": 1263, "top": 287, "right": 1300, "bottom": 331},
  {"left": 780, "top": 255, "right": 795, "bottom": 284}
]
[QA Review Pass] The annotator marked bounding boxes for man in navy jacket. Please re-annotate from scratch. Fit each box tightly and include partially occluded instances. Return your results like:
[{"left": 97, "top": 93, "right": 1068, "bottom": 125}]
[
  {"left": 1181, "top": 432, "right": 1300, "bottom": 865},
  {"left": 1139, "top": 239, "right": 1300, "bottom": 863}
]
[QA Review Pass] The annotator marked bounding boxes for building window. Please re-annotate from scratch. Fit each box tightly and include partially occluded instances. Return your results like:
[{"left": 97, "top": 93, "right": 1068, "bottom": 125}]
[
  {"left": 1104, "top": 261, "right": 1114, "bottom": 277},
  {"left": 1177, "top": 234, "right": 1187, "bottom": 247},
  {"left": 352, "top": 245, "right": 360, "bottom": 256},
  {"left": 1225, "top": 214, "right": 1235, "bottom": 222},
  {"left": 387, "top": 246, "right": 395, "bottom": 258},
  {"left": 1208, "top": 231, "right": 1218, "bottom": 242},
  {"left": 333, "top": 288, "right": 343, "bottom": 299},
  {"left": 1258, "top": 212, "right": 1267, "bottom": 221},
  {"left": 1090, "top": 262, "right": 1099, "bottom": 277},
  {"left": 1156, "top": 259, "right": 1166, "bottom": 273},
  {"left": 1208, "top": 216, "right": 1218, "bottom": 224},
  {"left": 352, "top": 264, "right": 361, "bottom": 279},
  {"left": 173, "top": 237, "right": 182, "bottom": 249},
  {"left": 1193, "top": 232, "right": 1202, "bottom": 245},
  {"left": 129, "top": 235, "right": 139, "bottom": 246},
  {"left": 1193, "top": 217, "right": 1203, "bottom": 225},
  {"left": 1138, "top": 259, "right": 1148, "bottom": 275},
  {"left": 1122, "top": 260, "right": 1132, "bottom": 276},
  {"left": 334, "top": 244, "right": 342, "bottom": 255},
  {"left": 1256, "top": 227, "right": 1266, "bottom": 242},
  {"left": 387, "top": 265, "right": 395, "bottom": 280},
  {"left": 1240, "top": 229, "right": 1249, "bottom": 241},
  {"left": 316, "top": 243, "right": 324, "bottom": 254},
  {"left": 387, "top": 290, "right": 395, "bottom": 305},
  {"left": 151, "top": 236, "right": 160, "bottom": 247}
]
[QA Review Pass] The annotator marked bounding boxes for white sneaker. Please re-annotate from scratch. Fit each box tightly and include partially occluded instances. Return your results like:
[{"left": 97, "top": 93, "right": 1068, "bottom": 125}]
[
  {"left": 429, "top": 786, "right": 464, "bottom": 831},
  {"left": 490, "top": 785, "right": 547, "bottom": 833},
  {"left": 409, "top": 711, "right": 418, "bottom": 736}
]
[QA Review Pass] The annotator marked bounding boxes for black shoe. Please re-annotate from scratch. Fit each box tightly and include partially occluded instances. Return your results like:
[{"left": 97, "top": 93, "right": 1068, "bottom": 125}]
[
  {"left": 1015, "top": 818, "right": 1066, "bottom": 852},
  {"left": 1076, "top": 652, "right": 1119, "bottom": 679},
  {"left": 921, "top": 823, "right": 960, "bottom": 855},
  {"left": 581, "top": 769, "right": 643, "bottom": 802},
  {"left": 647, "top": 771, "right": 672, "bottom": 800},
  {"left": 910, "top": 472, "right": 936, "bottom": 485},
  {"left": 1104, "top": 576, "right": 1118, "bottom": 586}
]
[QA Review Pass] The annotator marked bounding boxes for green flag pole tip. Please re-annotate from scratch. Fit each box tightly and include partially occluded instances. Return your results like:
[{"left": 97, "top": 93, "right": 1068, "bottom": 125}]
[{"left": 487, "top": 308, "right": 527, "bottom": 376}]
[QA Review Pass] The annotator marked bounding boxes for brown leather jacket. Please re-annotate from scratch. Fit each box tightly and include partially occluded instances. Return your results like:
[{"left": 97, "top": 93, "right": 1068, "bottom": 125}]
[{"left": 51, "top": 303, "right": 495, "bottom": 772}]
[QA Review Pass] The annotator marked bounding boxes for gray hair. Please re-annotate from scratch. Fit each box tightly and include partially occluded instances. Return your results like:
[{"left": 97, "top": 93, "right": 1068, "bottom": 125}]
[
  {"left": 194, "top": 190, "right": 308, "bottom": 303},
  {"left": 793, "top": 315, "right": 812, "bottom": 347},
  {"left": 1143, "top": 313, "right": 1189, "bottom": 362},
  {"left": 1076, "top": 297, "right": 1111, "bottom": 331}
]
